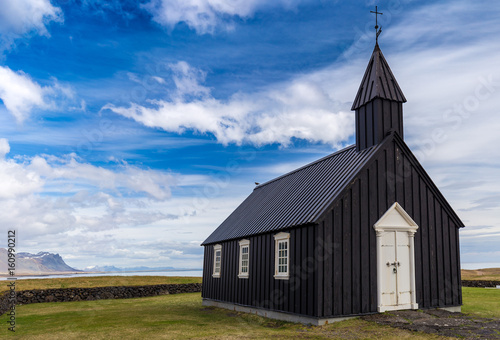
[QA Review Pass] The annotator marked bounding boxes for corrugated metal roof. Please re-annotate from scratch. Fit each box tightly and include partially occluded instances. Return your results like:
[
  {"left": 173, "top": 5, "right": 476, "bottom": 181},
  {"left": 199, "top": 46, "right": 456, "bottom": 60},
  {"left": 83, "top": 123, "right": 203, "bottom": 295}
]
[
  {"left": 351, "top": 43, "right": 406, "bottom": 110},
  {"left": 202, "top": 144, "right": 379, "bottom": 245}
]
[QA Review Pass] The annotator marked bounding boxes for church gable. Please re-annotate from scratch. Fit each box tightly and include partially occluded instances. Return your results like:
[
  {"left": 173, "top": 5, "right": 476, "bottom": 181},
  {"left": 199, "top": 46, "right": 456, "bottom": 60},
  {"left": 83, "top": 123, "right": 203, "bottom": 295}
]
[
  {"left": 374, "top": 202, "right": 418, "bottom": 230},
  {"left": 316, "top": 131, "right": 464, "bottom": 231}
]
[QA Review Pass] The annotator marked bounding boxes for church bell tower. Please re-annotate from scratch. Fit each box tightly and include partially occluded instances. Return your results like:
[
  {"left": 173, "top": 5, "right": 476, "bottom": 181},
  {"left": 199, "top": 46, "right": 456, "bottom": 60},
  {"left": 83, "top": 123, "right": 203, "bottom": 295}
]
[{"left": 351, "top": 43, "right": 407, "bottom": 152}]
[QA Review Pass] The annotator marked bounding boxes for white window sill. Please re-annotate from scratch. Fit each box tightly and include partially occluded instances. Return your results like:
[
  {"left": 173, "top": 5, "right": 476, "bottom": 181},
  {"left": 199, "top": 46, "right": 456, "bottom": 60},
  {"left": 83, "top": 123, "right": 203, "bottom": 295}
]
[
  {"left": 273, "top": 274, "right": 289, "bottom": 280},
  {"left": 237, "top": 274, "right": 249, "bottom": 279},
  {"left": 212, "top": 274, "right": 220, "bottom": 278}
]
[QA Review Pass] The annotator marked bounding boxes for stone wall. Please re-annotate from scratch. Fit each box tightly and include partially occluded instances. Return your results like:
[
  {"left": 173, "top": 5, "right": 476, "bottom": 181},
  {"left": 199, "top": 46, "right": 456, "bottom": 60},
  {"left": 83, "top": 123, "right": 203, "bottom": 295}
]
[
  {"left": 461, "top": 280, "right": 500, "bottom": 288},
  {"left": 0, "top": 283, "right": 201, "bottom": 316},
  {"left": 0, "top": 291, "right": 10, "bottom": 317}
]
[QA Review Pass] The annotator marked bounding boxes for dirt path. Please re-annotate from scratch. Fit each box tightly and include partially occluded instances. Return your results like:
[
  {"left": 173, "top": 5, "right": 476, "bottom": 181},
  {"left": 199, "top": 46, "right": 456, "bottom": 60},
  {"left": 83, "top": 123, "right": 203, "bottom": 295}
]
[{"left": 362, "top": 309, "right": 500, "bottom": 339}]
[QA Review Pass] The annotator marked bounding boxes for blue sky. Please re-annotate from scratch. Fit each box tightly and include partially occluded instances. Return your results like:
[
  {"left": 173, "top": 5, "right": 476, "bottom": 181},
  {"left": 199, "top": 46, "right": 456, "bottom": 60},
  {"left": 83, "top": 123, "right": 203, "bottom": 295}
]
[{"left": 0, "top": 0, "right": 499, "bottom": 270}]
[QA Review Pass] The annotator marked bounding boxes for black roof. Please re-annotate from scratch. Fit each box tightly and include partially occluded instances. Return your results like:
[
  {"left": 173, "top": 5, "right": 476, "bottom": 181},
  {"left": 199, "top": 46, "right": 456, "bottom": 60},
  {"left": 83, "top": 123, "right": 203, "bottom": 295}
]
[
  {"left": 351, "top": 43, "right": 406, "bottom": 110},
  {"left": 202, "top": 143, "right": 380, "bottom": 245}
]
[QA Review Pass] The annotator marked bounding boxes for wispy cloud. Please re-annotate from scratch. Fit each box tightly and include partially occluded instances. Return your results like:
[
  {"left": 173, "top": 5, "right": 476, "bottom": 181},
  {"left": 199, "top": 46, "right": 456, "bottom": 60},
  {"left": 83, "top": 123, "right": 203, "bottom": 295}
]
[
  {"left": 142, "top": 0, "right": 307, "bottom": 34},
  {"left": 25, "top": 153, "right": 176, "bottom": 200},
  {"left": 104, "top": 61, "right": 354, "bottom": 146},
  {"left": 0, "top": 0, "right": 62, "bottom": 50},
  {"left": 0, "top": 137, "right": 214, "bottom": 268},
  {"left": 0, "top": 66, "right": 75, "bottom": 122},
  {"left": 0, "top": 143, "right": 179, "bottom": 205}
]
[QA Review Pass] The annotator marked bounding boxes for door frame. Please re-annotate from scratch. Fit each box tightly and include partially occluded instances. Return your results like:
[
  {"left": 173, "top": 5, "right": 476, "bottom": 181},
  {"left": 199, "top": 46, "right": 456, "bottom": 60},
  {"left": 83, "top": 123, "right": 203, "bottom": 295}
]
[{"left": 374, "top": 202, "right": 419, "bottom": 312}]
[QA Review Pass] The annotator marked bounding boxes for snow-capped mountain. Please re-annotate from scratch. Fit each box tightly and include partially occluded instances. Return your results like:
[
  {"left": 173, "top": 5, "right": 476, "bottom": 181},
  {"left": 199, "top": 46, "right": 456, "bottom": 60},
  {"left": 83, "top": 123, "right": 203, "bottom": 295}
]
[
  {"left": 83, "top": 265, "right": 177, "bottom": 272},
  {"left": 0, "top": 249, "right": 81, "bottom": 275},
  {"left": 84, "top": 265, "right": 123, "bottom": 272}
]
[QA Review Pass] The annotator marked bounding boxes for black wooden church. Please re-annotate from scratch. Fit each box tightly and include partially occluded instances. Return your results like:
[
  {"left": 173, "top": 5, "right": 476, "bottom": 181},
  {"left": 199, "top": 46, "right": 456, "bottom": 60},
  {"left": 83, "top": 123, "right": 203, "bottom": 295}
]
[{"left": 201, "top": 42, "right": 464, "bottom": 325}]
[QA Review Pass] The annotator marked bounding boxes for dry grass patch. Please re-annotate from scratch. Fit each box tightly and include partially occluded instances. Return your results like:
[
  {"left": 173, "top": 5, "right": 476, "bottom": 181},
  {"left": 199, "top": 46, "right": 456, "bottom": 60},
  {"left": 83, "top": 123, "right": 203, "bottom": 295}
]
[
  {"left": 0, "top": 276, "right": 201, "bottom": 293},
  {"left": 461, "top": 268, "right": 500, "bottom": 280}
]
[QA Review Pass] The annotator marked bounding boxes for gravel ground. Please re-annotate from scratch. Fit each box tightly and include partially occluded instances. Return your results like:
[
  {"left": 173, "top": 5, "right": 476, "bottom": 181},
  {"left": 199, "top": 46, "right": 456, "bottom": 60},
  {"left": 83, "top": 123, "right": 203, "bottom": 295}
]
[{"left": 362, "top": 309, "right": 500, "bottom": 339}]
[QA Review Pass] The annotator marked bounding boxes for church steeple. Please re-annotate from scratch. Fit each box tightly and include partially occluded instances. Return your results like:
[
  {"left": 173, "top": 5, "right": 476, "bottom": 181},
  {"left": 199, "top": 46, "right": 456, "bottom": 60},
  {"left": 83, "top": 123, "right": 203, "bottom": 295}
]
[{"left": 352, "top": 43, "right": 406, "bottom": 151}]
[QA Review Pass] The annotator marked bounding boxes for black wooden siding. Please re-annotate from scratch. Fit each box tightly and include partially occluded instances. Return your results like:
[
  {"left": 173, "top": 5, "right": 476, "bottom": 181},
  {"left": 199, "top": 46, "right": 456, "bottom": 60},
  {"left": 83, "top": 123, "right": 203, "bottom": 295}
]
[
  {"left": 203, "top": 133, "right": 462, "bottom": 318},
  {"left": 356, "top": 98, "right": 403, "bottom": 151},
  {"left": 315, "top": 134, "right": 462, "bottom": 317},
  {"left": 202, "top": 224, "right": 322, "bottom": 316}
]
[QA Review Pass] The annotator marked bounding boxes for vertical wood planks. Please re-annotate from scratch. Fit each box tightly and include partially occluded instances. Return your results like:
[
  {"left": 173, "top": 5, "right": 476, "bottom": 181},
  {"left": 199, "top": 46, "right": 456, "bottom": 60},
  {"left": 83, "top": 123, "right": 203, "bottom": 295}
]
[
  {"left": 428, "top": 195, "right": 437, "bottom": 306},
  {"left": 366, "top": 102, "right": 374, "bottom": 149},
  {"left": 351, "top": 180, "right": 361, "bottom": 315},
  {"left": 449, "top": 221, "right": 459, "bottom": 306},
  {"left": 435, "top": 205, "right": 445, "bottom": 306},
  {"left": 324, "top": 212, "right": 333, "bottom": 316},
  {"left": 333, "top": 203, "right": 342, "bottom": 316},
  {"left": 360, "top": 173, "right": 370, "bottom": 314},
  {"left": 342, "top": 195, "right": 352, "bottom": 315}
]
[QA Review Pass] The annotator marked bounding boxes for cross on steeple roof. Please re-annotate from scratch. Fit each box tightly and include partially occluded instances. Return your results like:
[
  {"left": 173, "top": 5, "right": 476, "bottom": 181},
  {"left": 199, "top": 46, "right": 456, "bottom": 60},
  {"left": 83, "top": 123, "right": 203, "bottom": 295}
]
[{"left": 370, "top": 6, "right": 383, "bottom": 44}]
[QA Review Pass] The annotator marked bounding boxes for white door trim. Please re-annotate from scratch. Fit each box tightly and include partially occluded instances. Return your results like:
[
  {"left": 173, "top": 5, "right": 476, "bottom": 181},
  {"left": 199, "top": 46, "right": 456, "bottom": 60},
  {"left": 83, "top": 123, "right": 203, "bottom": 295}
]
[{"left": 374, "top": 202, "right": 419, "bottom": 312}]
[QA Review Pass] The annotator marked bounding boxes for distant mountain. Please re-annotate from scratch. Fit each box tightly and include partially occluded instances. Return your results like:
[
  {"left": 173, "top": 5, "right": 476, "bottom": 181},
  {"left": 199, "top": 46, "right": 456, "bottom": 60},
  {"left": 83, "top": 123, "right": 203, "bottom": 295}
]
[
  {"left": 83, "top": 265, "right": 192, "bottom": 272},
  {"left": 0, "top": 248, "right": 81, "bottom": 275},
  {"left": 84, "top": 265, "right": 123, "bottom": 272}
]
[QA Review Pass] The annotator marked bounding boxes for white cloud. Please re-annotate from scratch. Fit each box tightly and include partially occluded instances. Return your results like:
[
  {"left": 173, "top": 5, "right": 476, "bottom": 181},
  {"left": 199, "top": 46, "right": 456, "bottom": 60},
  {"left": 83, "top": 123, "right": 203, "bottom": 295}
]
[
  {"left": 0, "top": 0, "right": 62, "bottom": 49},
  {"left": 26, "top": 154, "right": 176, "bottom": 200},
  {"left": 0, "top": 150, "right": 179, "bottom": 205},
  {"left": 0, "top": 136, "right": 251, "bottom": 269},
  {"left": 142, "top": 0, "right": 305, "bottom": 34},
  {"left": 0, "top": 159, "right": 44, "bottom": 200},
  {"left": 104, "top": 61, "right": 354, "bottom": 147},
  {"left": 0, "top": 139, "right": 206, "bottom": 269},
  {"left": 0, "top": 138, "right": 9, "bottom": 158},
  {"left": 0, "top": 66, "right": 74, "bottom": 122},
  {"left": 169, "top": 61, "right": 210, "bottom": 100},
  {"left": 152, "top": 76, "right": 165, "bottom": 84}
]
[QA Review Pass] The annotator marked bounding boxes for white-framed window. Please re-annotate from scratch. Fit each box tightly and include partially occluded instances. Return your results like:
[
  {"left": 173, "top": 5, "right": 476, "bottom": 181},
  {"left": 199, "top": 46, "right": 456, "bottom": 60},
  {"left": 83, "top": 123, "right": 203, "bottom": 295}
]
[
  {"left": 274, "top": 232, "right": 290, "bottom": 280},
  {"left": 238, "top": 239, "right": 250, "bottom": 279},
  {"left": 213, "top": 244, "right": 222, "bottom": 278}
]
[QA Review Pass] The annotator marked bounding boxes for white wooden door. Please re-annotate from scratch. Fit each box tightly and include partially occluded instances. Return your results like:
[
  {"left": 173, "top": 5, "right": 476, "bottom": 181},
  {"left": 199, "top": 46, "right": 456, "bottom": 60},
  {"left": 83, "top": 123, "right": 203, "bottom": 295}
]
[
  {"left": 374, "top": 202, "right": 418, "bottom": 312},
  {"left": 380, "top": 231, "right": 411, "bottom": 308},
  {"left": 396, "top": 231, "right": 411, "bottom": 305}
]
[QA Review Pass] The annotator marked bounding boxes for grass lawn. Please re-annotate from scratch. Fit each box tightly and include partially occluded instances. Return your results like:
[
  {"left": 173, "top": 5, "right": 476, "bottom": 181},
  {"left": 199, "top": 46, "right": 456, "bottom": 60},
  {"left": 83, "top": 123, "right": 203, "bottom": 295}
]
[
  {"left": 0, "top": 276, "right": 202, "bottom": 293},
  {"left": 462, "top": 286, "right": 500, "bottom": 318},
  {"left": 0, "top": 292, "right": 445, "bottom": 340}
]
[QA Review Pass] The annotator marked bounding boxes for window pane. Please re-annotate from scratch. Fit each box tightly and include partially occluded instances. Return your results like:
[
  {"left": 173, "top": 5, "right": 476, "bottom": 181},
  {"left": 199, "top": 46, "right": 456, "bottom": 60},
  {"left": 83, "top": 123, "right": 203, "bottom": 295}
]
[
  {"left": 275, "top": 239, "right": 289, "bottom": 276},
  {"left": 240, "top": 244, "right": 250, "bottom": 276}
]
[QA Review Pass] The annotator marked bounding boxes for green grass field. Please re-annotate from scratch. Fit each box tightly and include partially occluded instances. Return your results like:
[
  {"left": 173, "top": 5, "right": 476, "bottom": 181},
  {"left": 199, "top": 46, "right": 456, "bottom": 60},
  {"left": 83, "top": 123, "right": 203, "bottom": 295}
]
[
  {"left": 0, "top": 292, "right": 447, "bottom": 339},
  {"left": 461, "top": 287, "right": 500, "bottom": 318},
  {"left": 0, "top": 276, "right": 497, "bottom": 339}
]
